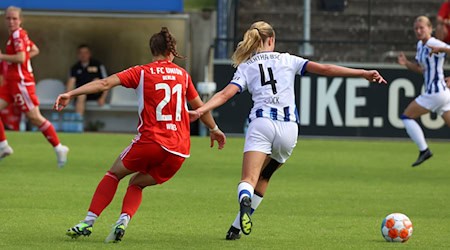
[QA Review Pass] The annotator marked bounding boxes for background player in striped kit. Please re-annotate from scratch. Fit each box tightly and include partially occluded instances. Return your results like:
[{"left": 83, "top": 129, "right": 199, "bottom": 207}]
[
  {"left": 57, "top": 27, "right": 226, "bottom": 243},
  {"left": 190, "top": 21, "right": 386, "bottom": 239},
  {"left": 397, "top": 16, "right": 450, "bottom": 167},
  {"left": 0, "top": 6, "right": 69, "bottom": 167}
]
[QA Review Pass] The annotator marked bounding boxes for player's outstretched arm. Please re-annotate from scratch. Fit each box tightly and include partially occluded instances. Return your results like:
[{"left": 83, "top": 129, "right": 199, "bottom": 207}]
[
  {"left": 190, "top": 84, "right": 240, "bottom": 122},
  {"left": 305, "top": 61, "right": 387, "bottom": 84},
  {"left": 188, "top": 96, "right": 226, "bottom": 149},
  {"left": 428, "top": 45, "right": 450, "bottom": 55},
  {"left": 54, "top": 75, "right": 121, "bottom": 111}
]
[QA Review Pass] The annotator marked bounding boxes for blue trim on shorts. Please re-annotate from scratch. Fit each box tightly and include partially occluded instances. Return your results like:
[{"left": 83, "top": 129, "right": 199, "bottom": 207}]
[
  {"left": 256, "top": 109, "right": 263, "bottom": 118},
  {"left": 270, "top": 108, "right": 277, "bottom": 120}
]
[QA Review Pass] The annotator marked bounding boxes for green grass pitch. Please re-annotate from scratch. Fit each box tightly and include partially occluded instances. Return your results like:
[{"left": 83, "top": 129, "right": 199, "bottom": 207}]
[{"left": 0, "top": 131, "right": 449, "bottom": 249}]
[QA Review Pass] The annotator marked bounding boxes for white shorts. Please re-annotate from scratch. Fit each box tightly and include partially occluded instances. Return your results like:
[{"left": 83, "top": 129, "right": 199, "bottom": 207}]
[
  {"left": 244, "top": 118, "right": 298, "bottom": 163},
  {"left": 415, "top": 88, "right": 450, "bottom": 116}
]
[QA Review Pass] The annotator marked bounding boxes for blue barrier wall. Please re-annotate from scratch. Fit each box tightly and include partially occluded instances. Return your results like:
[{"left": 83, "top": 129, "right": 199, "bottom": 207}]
[{"left": 0, "top": 0, "right": 183, "bottom": 12}]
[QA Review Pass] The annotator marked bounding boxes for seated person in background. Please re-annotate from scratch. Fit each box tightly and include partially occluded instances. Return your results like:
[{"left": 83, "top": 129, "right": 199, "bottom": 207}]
[
  {"left": 436, "top": 0, "right": 450, "bottom": 43},
  {"left": 66, "top": 44, "right": 108, "bottom": 116}
]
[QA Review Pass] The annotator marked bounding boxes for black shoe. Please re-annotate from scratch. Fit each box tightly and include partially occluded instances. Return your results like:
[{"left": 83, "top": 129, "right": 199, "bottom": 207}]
[
  {"left": 225, "top": 225, "right": 241, "bottom": 240},
  {"left": 412, "top": 149, "right": 433, "bottom": 167},
  {"left": 239, "top": 197, "right": 252, "bottom": 235}
]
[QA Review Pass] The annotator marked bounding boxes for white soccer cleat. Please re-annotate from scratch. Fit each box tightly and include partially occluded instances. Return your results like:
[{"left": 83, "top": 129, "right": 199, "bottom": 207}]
[
  {"left": 55, "top": 145, "right": 69, "bottom": 168},
  {"left": 0, "top": 145, "right": 13, "bottom": 160},
  {"left": 105, "top": 221, "right": 127, "bottom": 243}
]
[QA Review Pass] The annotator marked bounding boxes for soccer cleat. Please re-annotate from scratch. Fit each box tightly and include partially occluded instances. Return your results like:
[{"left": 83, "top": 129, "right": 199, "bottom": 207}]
[
  {"left": 55, "top": 145, "right": 69, "bottom": 168},
  {"left": 412, "top": 148, "right": 433, "bottom": 167},
  {"left": 239, "top": 196, "right": 252, "bottom": 235},
  {"left": 66, "top": 222, "right": 93, "bottom": 239},
  {"left": 105, "top": 221, "right": 126, "bottom": 243},
  {"left": 0, "top": 145, "right": 13, "bottom": 160},
  {"left": 225, "top": 225, "right": 241, "bottom": 240}
]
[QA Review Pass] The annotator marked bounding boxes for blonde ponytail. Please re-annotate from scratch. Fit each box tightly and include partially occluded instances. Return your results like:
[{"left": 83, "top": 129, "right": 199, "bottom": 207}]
[{"left": 231, "top": 21, "right": 275, "bottom": 67}]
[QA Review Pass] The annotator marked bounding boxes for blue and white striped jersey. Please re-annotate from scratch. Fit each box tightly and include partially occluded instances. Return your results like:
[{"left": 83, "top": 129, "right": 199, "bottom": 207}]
[
  {"left": 230, "top": 52, "right": 308, "bottom": 123},
  {"left": 415, "top": 37, "right": 450, "bottom": 94}
]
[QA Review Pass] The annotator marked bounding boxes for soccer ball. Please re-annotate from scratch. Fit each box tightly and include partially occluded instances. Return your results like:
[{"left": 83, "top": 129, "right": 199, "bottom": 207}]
[{"left": 381, "top": 213, "right": 413, "bottom": 242}]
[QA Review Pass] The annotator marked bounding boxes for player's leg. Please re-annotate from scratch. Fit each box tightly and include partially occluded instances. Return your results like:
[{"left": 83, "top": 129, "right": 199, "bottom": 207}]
[
  {"left": 105, "top": 144, "right": 185, "bottom": 243},
  {"left": 75, "top": 95, "right": 87, "bottom": 116},
  {"left": 227, "top": 157, "right": 282, "bottom": 240},
  {"left": 0, "top": 98, "right": 13, "bottom": 159},
  {"left": 442, "top": 110, "right": 450, "bottom": 128},
  {"left": 401, "top": 100, "right": 432, "bottom": 166},
  {"left": 25, "top": 106, "right": 69, "bottom": 167},
  {"left": 67, "top": 157, "right": 134, "bottom": 239},
  {"left": 227, "top": 120, "right": 297, "bottom": 239},
  {"left": 105, "top": 173, "right": 158, "bottom": 243}
]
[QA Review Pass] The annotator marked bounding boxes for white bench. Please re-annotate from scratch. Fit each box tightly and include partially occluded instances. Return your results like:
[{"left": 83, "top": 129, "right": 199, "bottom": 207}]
[{"left": 36, "top": 79, "right": 138, "bottom": 133}]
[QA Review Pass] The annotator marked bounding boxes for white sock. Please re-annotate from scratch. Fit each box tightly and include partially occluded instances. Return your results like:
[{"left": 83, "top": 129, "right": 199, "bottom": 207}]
[
  {"left": 402, "top": 118, "right": 428, "bottom": 151},
  {"left": 54, "top": 143, "right": 63, "bottom": 151},
  {"left": 84, "top": 211, "right": 98, "bottom": 225},
  {"left": 117, "top": 213, "right": 130, "bottom": 227},
  {"left": 0, "top": 140, "right": 8, "bottom": 148},
  {"left": 231, "top": 193, "right": 263, "bottom": 230},
  {"left": 237, "top": 182, "right": 254, "bottom": 203}
]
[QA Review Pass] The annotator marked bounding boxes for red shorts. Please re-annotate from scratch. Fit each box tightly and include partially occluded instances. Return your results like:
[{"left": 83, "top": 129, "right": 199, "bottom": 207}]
[
  {"left": 120, "top": 141, "right": 186, "bottom": 184},
  {"left": 0, "top": 81, "right": 39, "bottom": 112}
]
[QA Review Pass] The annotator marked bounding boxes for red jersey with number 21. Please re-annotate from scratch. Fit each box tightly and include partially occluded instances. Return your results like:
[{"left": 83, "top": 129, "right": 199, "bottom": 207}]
[{"left": 116, "top": 60, "right": 198, "bottom": 158}]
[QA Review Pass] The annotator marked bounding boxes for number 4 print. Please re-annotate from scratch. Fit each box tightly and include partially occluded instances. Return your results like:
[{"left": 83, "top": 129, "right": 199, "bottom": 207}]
[{"left": 258, "top": 64, "right": 277, "bottom": 94}]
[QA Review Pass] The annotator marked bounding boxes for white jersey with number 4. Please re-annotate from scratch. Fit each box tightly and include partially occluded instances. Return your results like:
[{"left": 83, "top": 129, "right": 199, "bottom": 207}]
[
  {"left": 415, "top": 37, "right": 449, "bottom": 94},
  {"left": 230, "top": 52, "right": 308, "bottom": 123}
]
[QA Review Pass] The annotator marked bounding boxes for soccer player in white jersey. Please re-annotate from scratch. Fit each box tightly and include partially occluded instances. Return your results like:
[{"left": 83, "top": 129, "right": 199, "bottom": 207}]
[
  {"left": 189, "top": 21, "right": 386, "bottom": 239},
  {"left": 397, "top": 16, "right": 450, "bottom": 167}
]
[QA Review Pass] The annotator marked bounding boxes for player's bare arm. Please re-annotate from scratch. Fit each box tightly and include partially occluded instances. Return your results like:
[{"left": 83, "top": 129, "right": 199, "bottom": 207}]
[
  {"left": 191, "top": 84, "right": 240, "bottom": 122},
  {"left": 0, "top": 51, "right": 26, "bottom": 64},
  {"left": 188, "top": 96, "right": 226, "bottom": 149},
  {"left": 55, "top": 75, "right": 121, "bottom": 111},
  {"left": 305, "top": 61, "right": 387, "bottom": 84},
  {"left": 428, "top": 45, "right": 450, "bottom": 55},
  {"left": 397, "top": 52, "right": 422, "bottom": 74},
  {"left": 29, "top": 43, "right": 39, "bottom": 58}
]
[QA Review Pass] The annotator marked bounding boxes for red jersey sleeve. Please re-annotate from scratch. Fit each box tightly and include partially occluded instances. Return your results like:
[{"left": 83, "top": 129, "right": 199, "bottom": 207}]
[
  {"left": 13, "top": 31, "right": 26, "bottom": 53},
  {"left": 116, "top": 66, "right": 142, "bottom": 89},
  {"left": 186, "top": 74, "right": 199, "bottom": 101},
  {"left": 438, "top": 3, "right": 450, "bottom": 19}
]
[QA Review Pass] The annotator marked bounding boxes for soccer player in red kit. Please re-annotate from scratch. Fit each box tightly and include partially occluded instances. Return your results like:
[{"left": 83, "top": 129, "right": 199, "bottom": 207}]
[
  {"left": 56, "top": 27, "right": 226, "bottom": 243},
  {"left": 0, "top": 6, "right": 69, "bottom": 166}
]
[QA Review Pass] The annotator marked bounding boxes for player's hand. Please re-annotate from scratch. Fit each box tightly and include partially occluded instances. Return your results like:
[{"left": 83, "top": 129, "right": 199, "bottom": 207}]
[
  {"left": 54, "top": 93, "right": 71, "bottom": 111},
  {"left": 445, "top": 77, "right": 450, "bottom": 88},
  {"left": 397, "top": 52, "right": 408, "bottom": 66},
  {"left": 188, "top": 110, "right": 201, "bottom": 122},
  {"left": 364, "top": 70, "right": 387, "bottom": 84},
  {"left": 428, "top": 45, "right": 442, "bottom": 55},
  {"left": 210, "top": 129, "right": 226, "bottom": 150}
]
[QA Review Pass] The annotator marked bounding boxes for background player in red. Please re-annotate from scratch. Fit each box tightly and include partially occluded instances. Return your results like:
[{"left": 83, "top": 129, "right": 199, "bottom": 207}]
[
  {"left": 0, "top": 6, "right": 69, "bottom": 166},
  {"left": 436, "top": 0, "right": 450, "bottom": 43},
  {"left": 56, "top": 27, "right": 226, "bottom": 243}
]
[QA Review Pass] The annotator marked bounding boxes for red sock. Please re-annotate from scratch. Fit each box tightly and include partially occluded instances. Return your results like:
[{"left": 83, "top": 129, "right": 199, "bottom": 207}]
[
  {"left": 88, "top": 171, "right": 120, "bottom": 216},
  {"left": 0, "top": 119, "right": 6, "bottom": 141},
  {"left": 121, "top": 185, "right": 143, "bottom": 218},
  {"left": 38, "top": 120, "right": 60, "bottom": 147}
]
